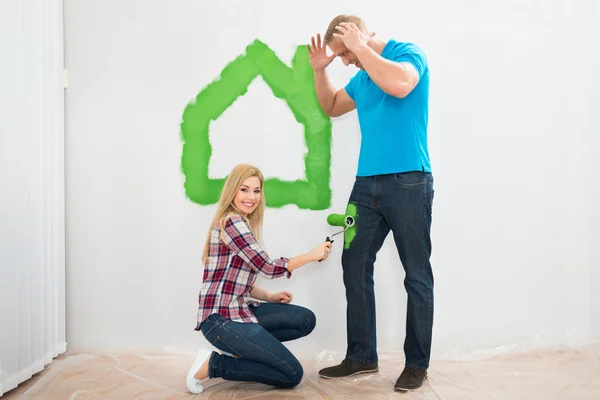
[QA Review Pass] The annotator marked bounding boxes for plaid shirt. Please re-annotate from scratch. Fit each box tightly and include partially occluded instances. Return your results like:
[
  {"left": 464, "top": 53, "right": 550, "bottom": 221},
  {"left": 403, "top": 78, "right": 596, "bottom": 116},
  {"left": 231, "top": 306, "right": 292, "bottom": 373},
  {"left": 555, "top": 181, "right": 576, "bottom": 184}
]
[{"left": 195, "top": 214, "right": 291, "bottom": 329}]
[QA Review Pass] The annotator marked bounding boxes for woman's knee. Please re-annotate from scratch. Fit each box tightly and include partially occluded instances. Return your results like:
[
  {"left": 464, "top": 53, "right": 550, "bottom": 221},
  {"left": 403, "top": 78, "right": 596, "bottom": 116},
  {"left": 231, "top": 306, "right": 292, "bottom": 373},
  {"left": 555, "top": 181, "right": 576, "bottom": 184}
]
[
  {"left": 294, "top": 306, "right": 316, "bottom": 336},
  {"left": 304, "top": 309, "right": 316, "bottom": 336},
  {"left": 282, "top": 359, "right": 304, "bottom": 388},
  {"left": 290, "top": 363, "right": 304, "bottom": 387}
]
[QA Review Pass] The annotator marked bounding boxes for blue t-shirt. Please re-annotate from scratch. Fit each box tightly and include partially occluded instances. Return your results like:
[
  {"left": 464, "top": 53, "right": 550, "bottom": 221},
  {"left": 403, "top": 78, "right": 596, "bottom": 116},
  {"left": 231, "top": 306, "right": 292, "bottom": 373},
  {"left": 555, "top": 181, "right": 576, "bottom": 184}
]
[{"left": 345, "top": 39, "right": 431, "bottom": 177}]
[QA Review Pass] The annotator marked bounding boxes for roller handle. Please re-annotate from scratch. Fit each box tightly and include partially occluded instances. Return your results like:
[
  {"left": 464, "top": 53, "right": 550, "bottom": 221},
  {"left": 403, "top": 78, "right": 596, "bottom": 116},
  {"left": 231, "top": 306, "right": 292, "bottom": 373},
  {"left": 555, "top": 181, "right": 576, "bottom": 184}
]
[{"left": 318, "top": 237, "right": 333, "bottom": 262}]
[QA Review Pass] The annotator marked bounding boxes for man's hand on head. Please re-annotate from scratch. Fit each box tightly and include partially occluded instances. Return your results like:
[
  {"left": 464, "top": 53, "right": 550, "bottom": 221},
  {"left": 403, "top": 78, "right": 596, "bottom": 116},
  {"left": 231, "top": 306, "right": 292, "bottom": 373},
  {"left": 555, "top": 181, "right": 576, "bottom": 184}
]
[{"left": 332, "top": 22, "right": 375, "bottom": 53}]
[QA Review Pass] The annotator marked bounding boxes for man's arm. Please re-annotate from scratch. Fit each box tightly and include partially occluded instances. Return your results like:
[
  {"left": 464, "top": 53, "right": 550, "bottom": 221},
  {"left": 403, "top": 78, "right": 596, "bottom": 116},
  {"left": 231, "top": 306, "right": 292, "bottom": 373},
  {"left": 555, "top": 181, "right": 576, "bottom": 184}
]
[
  {"left": 353, "top": 44, "right": 420, "bottom": 99},
  {"left": 313, "top": 69, "right": 356, "bottom": 117}
]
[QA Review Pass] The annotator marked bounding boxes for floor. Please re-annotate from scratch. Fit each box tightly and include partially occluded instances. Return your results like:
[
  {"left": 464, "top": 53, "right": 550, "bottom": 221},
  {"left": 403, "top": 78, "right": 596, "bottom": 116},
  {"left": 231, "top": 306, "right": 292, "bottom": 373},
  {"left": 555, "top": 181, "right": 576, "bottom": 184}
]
[{"left": 3, "top": 345, "right": 600, "bottom": 399}]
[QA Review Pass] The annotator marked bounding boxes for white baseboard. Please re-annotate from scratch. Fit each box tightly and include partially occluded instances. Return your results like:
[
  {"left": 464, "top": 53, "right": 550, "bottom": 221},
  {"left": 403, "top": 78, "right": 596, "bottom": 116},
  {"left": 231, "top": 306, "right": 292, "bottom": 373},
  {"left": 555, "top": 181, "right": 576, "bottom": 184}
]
[
  {"left": 0, "top": 341, "right": 68, "bottom": 397},
  {"left": 0, "top": 373, "right": 21, "bottom": 397},
  {"left": 55, "top": 341, "right": 67, "bottom": 356}
]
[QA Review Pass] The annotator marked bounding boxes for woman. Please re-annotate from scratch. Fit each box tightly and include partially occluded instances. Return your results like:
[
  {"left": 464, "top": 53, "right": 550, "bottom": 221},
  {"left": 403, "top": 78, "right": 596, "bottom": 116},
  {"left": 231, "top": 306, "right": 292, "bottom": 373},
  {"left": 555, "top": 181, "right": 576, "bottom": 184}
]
[{"left": 186, "top": 163, "right": 333, "bottom": 394}]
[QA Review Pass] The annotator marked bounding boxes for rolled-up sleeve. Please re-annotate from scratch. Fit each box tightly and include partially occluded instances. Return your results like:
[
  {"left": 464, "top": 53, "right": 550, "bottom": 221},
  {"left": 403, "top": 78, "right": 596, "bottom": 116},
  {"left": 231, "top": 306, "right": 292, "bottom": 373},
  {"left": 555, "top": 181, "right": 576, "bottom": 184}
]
[{"left": 222, "top": 215, "right": 291, "bottom": 279}]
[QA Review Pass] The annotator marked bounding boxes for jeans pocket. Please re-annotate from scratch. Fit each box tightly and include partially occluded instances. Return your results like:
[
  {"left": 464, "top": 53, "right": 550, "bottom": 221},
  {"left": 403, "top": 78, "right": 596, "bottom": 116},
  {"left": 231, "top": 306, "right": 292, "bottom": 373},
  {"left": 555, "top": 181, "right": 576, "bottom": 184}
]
[
  {"left": 200, "top": 314, "right": 225, "bottom": 339},
  {"left": 214, "top": 335, "right": 243, "bottom": 358},
  {"left": 393, "top": 172, "right": 426, "bottom": 188}
]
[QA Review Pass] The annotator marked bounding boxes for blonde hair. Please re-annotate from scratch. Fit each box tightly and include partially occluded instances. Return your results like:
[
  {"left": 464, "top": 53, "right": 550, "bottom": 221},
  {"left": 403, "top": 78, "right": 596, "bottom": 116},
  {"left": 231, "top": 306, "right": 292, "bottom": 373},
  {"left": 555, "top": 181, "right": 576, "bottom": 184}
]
[
  {"left": 201, "top": 164, "right": 266, "bottom": 263},
  {"left": 324, "top": 14, "right": 368, "bottom": 44}
]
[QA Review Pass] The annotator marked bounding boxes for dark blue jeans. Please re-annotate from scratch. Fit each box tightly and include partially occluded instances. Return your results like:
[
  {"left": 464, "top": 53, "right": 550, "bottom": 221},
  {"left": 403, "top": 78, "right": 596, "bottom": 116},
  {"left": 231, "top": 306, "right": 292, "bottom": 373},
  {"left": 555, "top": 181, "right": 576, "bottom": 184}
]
[
  {"left": 199, "top": 302, "right": 316, "bottom": 388},
  {"left": 342, "top": 171, "right": 434, "bottom": 370}
]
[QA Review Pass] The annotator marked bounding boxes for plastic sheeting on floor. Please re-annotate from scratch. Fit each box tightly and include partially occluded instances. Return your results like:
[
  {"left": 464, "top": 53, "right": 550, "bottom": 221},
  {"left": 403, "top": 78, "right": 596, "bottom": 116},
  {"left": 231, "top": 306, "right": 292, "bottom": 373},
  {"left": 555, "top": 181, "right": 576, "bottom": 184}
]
[{"left": 12, "top": 344, "right": 600, "bottom": 399}]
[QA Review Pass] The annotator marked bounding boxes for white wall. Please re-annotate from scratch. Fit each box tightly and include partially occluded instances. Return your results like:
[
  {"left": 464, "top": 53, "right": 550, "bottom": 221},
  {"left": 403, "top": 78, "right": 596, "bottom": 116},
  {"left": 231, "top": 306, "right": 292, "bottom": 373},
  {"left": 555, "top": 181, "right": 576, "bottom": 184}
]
[{"left": 63, "top": 0, "right": 600, "bottom": 359}]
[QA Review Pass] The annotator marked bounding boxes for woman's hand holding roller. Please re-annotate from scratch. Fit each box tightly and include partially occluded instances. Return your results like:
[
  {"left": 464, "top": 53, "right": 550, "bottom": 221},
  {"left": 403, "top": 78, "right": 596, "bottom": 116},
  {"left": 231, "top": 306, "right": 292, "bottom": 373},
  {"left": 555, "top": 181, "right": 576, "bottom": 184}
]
[
  {"left": 311, "top": 241, "right": 333, "bottom": 262},
  {"left": 287, "top": 241, "right": 333, "bottom": 271}
]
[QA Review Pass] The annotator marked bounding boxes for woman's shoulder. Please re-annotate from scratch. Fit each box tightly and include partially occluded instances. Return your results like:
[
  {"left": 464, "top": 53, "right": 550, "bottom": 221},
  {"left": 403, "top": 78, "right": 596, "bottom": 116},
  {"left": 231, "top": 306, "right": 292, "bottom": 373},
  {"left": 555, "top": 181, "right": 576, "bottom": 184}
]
[{"left": 221, "top": 212, "right": 249, "bottom": 229}]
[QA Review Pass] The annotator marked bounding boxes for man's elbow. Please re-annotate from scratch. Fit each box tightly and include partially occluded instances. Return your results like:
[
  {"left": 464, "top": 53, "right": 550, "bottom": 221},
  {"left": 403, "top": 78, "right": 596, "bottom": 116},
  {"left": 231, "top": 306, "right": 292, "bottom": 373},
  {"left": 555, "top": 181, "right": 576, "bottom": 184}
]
[
  {"left": 322, "top": 105, "right": 346, "bottom": 118},
  {"left": 322, "top": 108, "right": 335, "bottom": 117},
  {"left": 388, "top": 83, "right": 414, "bottom": 99},
  {"left": 322, "top": 99, "right": 340, "bottom": 117},
  {"left": 318, "top": 104, "right": 334, "bottom": 117},
  {"left": 326, "top": 102, "right": 351, "bottom": 117},
  {"left": 327, "top": 108, "right": 344, "bottom": 118},
  {"left": 390, "top": 89, "right": 408, "bottom": 99}
]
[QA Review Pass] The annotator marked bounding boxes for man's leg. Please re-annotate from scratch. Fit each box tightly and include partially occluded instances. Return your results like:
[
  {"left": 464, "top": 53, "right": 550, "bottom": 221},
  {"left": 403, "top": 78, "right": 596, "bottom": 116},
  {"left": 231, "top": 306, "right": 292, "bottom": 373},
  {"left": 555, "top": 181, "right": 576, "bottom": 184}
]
[
  {"left": 382, "top": 172, "right": 434, "bottom": 390},
  {"left": 319, "top": 176, "right": 390, "bottom": 378},
  {"left": 250, "top": 302, "right": 316, "bottom": 342}
]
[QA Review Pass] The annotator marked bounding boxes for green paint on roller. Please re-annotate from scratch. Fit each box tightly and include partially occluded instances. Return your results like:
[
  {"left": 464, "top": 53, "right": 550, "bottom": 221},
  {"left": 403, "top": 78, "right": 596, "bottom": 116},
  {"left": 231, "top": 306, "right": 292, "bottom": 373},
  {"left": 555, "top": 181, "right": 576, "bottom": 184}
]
[
  {"left": 344, "top": 203, "right": 358, "bottom": 249},
  {"left": 180, "top": 39, "right": 332, "bottom": 210},
  {"left": 327, "top": 213, "right": 348, "bottom": 227},
  {"left": 327, "top": 204, "right": 358, "bottom": 249}
]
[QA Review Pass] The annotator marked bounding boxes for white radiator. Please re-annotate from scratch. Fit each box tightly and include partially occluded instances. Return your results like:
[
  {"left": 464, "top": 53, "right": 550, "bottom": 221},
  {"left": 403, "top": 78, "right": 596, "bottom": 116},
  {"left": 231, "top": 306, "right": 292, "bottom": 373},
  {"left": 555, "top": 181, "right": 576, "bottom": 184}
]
[{"left": 0, "top": 0, "right": 66, "bottom": 396}]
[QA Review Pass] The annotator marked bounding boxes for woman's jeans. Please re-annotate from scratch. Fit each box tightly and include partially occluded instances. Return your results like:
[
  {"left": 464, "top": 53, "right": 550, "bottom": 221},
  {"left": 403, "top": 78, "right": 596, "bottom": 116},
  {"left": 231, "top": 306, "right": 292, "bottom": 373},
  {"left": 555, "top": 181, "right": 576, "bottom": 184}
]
[{"left": 199, "top": 302, "right": 316, "bottom": 388}]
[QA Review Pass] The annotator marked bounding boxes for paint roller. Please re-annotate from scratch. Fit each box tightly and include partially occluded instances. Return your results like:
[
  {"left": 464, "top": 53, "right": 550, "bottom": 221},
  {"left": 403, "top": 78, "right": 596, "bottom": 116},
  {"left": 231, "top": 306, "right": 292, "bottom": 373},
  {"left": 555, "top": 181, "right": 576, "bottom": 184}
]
[
  {"left": 326, "top": 213, "right": 355, "bottom": 242},
  {"left": 318, "top": 213, "right": 355, "bottom": 262}
]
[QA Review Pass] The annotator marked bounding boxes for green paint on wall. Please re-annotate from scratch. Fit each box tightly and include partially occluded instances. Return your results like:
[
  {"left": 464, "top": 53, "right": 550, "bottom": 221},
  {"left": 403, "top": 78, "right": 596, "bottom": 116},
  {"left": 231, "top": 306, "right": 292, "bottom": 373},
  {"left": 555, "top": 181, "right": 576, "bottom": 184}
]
[
  {"left": 344, "top": 203, "right": 358, "bottom": 249},
  {"left": 180, "top": 39, "right": 332, "bottom": 210}
]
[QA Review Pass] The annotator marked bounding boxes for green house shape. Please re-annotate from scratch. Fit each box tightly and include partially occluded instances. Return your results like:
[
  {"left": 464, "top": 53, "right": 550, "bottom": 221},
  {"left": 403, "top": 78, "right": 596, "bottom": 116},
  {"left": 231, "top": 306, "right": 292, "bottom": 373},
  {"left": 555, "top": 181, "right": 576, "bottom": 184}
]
[{"left": 180, "top": 39, "right": 332, "bottom": 210}]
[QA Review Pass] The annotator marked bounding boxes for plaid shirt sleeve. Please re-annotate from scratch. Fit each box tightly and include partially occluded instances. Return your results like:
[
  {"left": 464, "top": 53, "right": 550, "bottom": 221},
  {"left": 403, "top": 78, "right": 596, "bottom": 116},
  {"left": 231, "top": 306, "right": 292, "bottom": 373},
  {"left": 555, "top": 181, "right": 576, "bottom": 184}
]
[{"left": 222, "top": 214, "right": 291, "bottom": 279}]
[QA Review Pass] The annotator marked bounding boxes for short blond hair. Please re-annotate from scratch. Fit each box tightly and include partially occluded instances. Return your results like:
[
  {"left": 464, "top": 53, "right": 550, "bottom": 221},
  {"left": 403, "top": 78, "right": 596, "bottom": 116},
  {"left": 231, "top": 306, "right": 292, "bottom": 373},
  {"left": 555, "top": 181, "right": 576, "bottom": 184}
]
[{"left": 324, "top": 14, "right": 368, "bottom": 44}]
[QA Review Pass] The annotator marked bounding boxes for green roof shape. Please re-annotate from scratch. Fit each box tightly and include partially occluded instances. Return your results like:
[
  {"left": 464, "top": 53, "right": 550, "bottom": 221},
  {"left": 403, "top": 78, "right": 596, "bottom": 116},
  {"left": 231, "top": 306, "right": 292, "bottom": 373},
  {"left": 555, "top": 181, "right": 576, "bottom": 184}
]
[{"left": 180, "top": 39, "right": 332, "bottom": 210}]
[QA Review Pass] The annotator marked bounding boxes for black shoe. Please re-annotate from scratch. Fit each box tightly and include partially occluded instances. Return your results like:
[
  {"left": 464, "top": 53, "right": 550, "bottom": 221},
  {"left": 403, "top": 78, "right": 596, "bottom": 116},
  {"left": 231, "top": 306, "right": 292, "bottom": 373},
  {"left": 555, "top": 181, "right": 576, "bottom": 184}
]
[
  {"left": 318, "top": 358, "right": 378, "bottom": 379},
  {"left": 394, "top": 366, "right": 427, "bottom": 390}
]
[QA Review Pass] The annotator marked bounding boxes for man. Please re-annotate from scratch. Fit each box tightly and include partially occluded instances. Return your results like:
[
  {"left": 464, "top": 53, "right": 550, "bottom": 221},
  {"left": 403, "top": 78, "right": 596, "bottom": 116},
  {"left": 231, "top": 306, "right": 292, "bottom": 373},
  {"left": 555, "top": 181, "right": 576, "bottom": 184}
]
[{"left": 307, "top": 15, "right": 434, "bottom": 391}]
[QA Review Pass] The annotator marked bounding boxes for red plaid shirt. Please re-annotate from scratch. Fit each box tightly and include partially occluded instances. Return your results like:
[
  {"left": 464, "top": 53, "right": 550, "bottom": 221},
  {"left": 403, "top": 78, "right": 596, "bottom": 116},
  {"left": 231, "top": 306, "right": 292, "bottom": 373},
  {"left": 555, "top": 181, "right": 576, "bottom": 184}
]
[{"left": 195, "top": 214, "right": 291, "bottom": 329}]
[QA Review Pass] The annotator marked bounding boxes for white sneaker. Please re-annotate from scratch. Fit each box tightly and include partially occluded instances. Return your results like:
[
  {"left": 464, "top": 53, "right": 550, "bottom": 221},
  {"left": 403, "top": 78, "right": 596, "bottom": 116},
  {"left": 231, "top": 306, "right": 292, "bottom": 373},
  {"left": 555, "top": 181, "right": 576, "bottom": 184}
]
[
  {"left": 186, "top": 349, "right": 212, "bottom": 394},
  {"left": 215, "top": 349, "right": 237, "bottom": 358}
]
